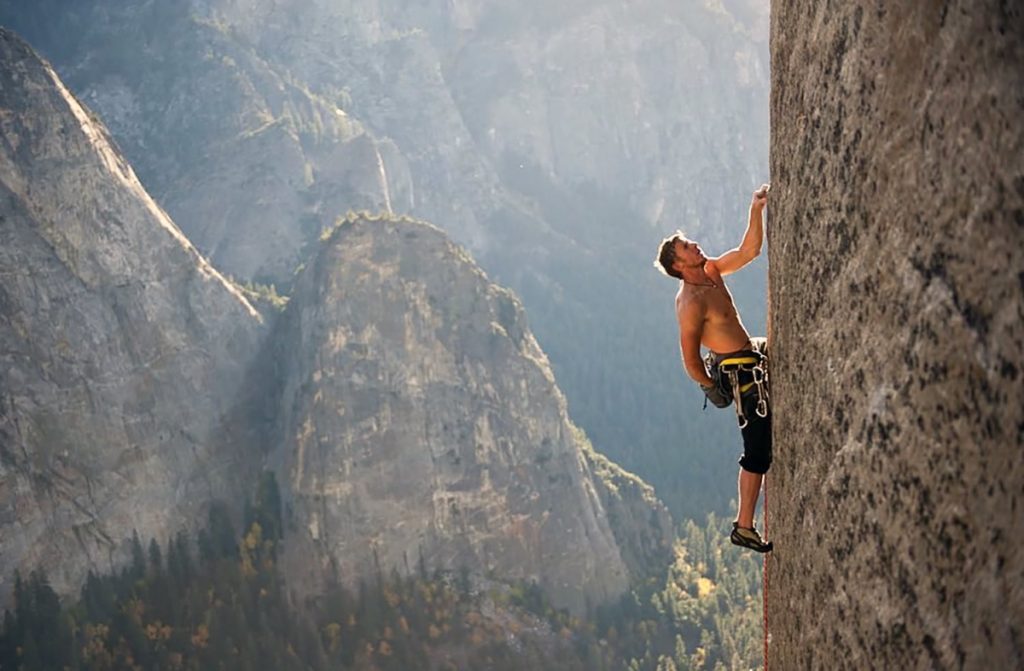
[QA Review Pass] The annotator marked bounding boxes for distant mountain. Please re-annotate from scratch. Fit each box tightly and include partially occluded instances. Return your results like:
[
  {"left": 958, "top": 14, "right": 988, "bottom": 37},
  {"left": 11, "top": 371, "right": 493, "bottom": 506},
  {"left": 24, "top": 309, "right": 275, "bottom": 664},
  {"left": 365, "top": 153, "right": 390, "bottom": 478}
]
[
  {"left": 0, "top": 2, "right": 403, "bottom": 283},
  {"left": 0, "top": 29, "right": 669, "bottom": 612},
  {"left": 0, "top": 0, "right": 770, "bottom": 518}
]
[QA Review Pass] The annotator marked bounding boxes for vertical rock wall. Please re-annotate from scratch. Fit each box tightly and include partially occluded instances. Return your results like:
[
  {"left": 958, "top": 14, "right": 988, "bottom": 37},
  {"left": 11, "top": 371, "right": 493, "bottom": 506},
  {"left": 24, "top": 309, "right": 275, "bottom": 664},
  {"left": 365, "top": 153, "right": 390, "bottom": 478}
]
[{"left": 768, "top": 2, "right": 1023, "bottom": 668}]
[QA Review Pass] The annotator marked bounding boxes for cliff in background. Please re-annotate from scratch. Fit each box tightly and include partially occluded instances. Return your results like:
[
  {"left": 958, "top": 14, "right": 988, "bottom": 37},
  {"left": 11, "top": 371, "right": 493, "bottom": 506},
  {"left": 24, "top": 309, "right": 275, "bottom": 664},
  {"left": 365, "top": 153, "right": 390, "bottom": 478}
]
[
  {"left": 768, "top": 2, "right": 1023, "bottom": 668},
  {"left": 190, "top": 0, "right": 771, "bottom": 520},
  {"left": 0, "top": 2, "right": 403, "bottom": 284},
  {"left": 0, "top": 0, "right": 771, "bottom": 519},
  {"left": 0, "top": 29, "right": 671, "bottom": 614},
  {"left": 266, "top": 214, "right": 671, "bottom": 613},
  {"left": 0, "top": 28, "right": 264, "bottom": 601}
]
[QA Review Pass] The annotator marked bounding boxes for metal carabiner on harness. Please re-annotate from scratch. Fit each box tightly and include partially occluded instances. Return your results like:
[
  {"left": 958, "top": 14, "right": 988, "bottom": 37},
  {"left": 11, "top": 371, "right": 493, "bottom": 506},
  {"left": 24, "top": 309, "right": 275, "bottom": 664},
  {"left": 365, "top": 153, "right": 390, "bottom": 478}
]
[
  {"left": 728, "top": 369, "right": 748, "bottom": 429},
  {"left": 752, "top": 364, "right": 769, "bottom": 418},
  {"left": 718, "top": 351, "right": 770, "bottom": 429},
  {"left": 755, "top": 397, "right": 769, "bottom": 419}
]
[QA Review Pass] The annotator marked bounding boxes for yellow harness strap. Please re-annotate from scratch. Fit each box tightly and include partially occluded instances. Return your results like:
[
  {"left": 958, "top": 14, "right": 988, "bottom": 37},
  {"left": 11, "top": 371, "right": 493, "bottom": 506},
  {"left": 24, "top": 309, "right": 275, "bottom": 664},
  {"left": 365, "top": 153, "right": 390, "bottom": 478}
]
[
  {"left": 716, "top": 354, "right": 768, "bottom": 427},
  {"left": 719, "top": 356, "right": 760, "bottom": 368}
]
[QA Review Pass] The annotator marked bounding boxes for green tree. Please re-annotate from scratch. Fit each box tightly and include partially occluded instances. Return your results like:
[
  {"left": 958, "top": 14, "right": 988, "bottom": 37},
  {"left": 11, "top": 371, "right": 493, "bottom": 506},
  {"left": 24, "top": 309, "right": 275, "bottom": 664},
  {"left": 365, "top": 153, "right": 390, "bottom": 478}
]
[
  {"left": 129, "top": 530, "right": 146, "bottom": 581},
  {"left": 148, "top": 537, "right": 163, "bottom": 573}
]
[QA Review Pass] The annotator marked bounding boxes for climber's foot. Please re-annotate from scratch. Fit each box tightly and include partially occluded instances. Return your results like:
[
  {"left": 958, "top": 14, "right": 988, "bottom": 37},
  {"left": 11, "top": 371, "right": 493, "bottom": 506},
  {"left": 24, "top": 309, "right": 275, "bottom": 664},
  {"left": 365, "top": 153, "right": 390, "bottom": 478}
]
[{"left": 730, "top": 522, "right": 773, "bottom": 553}]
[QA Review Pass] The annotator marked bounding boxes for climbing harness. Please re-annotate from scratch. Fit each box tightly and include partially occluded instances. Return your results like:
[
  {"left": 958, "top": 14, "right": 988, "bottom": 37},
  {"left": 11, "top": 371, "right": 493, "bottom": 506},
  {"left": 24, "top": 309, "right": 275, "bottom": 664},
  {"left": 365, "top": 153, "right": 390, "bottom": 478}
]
[{"left": 716, "top": 351, "right": 770, "bottom": 428}]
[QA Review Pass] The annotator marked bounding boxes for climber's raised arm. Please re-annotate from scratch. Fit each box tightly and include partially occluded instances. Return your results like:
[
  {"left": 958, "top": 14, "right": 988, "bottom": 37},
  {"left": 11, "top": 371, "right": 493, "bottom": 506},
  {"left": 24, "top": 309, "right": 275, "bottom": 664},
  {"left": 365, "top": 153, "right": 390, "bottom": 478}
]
[{"left": 709, "top": 184, "right": 769, "bottom": 276}]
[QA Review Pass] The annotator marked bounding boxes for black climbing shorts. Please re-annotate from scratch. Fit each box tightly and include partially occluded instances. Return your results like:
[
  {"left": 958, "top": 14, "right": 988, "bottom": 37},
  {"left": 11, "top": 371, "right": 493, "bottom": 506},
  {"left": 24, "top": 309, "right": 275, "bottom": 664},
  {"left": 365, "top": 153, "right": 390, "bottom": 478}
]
[
  {"left": 708, "top": 337, "right": 772, "bottom": 475},
  {"left": 738, "top": 396, "right": 772, "bottom": 475}
]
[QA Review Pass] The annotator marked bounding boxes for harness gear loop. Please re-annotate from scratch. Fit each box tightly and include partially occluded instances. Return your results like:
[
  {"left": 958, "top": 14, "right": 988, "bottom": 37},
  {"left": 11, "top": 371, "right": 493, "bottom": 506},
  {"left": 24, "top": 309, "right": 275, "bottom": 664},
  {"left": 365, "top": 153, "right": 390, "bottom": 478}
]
[
  {"left": 727, "top": 367, "right": 747, "bottom": 428},
  {"left": 752, "top": 363, "right": 770, "bottom": 418},
  {"left": 718, "top": 352, "right": 770, "bottom": 427}
]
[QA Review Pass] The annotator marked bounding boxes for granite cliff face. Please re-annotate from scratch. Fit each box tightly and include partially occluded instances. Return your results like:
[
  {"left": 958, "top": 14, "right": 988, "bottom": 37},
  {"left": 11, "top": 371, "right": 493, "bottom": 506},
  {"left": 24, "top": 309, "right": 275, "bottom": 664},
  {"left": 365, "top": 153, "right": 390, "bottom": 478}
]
[
  {"left": 267, "top": 215, "right": 671, "bottom": 613},
  {"left": 0, "top": 28, "right": 264, "bottom": 600},
  {"left": 768, "top": 2, "right": 1023, "bottom": 668}
]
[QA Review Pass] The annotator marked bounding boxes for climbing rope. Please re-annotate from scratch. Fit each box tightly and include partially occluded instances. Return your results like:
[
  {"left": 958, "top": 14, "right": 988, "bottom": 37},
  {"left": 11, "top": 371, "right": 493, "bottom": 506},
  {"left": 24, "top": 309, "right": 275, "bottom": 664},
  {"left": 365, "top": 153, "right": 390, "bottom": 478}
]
[{"left": 763, "top": 474, "right": 769, "bottom": 671}]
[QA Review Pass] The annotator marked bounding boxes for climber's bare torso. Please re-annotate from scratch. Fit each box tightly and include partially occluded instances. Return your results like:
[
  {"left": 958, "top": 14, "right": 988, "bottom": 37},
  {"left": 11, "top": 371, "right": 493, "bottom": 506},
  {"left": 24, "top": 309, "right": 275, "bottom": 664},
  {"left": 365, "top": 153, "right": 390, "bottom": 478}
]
[
  {"left": 676, "top": 263, "right": 752, "bottom": 356},
  {"left": 668, "top": 204, "right": 766, "bottom": 389}
]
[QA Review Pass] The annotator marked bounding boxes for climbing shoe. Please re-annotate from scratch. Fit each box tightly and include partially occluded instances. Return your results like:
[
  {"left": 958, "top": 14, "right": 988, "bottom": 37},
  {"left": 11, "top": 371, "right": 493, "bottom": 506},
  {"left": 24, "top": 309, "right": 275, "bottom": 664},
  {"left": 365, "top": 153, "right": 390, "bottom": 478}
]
[{"left": 730, "top": 522, "right": 773, "bottom": 553}]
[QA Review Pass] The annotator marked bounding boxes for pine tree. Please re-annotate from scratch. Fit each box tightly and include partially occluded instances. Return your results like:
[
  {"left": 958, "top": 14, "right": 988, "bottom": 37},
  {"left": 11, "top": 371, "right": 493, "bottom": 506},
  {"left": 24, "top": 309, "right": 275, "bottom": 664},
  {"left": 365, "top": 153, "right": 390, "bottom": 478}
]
[
  {"left": 255, "top": 470, "right": 283, "bottom": 542},
  {"left": 13, "top": 571, "right": 28, "bottom": 630},
  {"left": 166, "top": 535, "right": 182, "bottom": 591},
  {"left": 148, "top": 538, "right": 163, "bottom": 574},
  {"left": 0, "top": 609, "right": 15, "bottom": 670},
  {"left": 457, "top": 565, "right": 472, "bottom": 600},
  {"left": 207, "top": 502, "right": 237, "bottom": 559},
  {"left": 197, "top": 527, "right": 214, "bottom": 563},
  {"left": 29, "top": 571, "right": 65, "bottom": 667},
  {"left": 674, "top": 634, "right": 690, "bottom": 670},
  {"left": 20, "top": 629, "right": 43, "bottom": 669},
  {"left": 129, "top": 530, "right": 146, "bottom": 581},
  {"left": 417, "top": 547, "right": 428, "bottom": 581}
]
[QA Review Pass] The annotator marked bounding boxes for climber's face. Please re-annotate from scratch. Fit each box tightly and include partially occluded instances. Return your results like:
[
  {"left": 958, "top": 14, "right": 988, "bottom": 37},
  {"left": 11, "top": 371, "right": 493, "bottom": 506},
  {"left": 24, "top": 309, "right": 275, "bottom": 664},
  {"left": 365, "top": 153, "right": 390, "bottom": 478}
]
[{"left": 673, "top": 238, "right": 706, "bottom": 271}]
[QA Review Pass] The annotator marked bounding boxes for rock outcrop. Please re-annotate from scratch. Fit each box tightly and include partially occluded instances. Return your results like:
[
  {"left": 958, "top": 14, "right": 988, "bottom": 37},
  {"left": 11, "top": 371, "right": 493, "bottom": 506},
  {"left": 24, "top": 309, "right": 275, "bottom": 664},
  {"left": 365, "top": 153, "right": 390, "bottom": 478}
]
[
  {"left": 768, "top": 2, "right": 1023, "bottom": 668},
  {"left": 267, "top": 214, "right": 671, "bottom": 612},
  {"left": 0, "top": 28, "right": 264, "bottom": 601}
]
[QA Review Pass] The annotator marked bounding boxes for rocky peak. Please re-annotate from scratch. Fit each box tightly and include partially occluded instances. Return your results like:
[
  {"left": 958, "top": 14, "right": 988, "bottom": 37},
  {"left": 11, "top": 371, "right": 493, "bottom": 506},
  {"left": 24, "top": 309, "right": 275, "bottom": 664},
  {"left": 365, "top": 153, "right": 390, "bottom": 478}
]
[{"left": 268, "top": 213, "right": 671, "bottom": 612}]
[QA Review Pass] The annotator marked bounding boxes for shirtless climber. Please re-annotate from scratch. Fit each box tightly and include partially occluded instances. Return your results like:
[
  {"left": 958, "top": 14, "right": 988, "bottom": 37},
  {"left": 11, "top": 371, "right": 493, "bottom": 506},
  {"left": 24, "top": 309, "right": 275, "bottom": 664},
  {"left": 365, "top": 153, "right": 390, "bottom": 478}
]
[{"left": 654, "top": 184, "right": 773, "bottom": 552}]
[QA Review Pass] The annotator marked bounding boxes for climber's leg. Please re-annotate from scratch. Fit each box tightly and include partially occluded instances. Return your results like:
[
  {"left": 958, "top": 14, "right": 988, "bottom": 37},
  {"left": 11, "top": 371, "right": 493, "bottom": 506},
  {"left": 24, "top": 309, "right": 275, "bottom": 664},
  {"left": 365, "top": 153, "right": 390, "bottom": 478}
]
[
  {"left": 733, "top": 399, "right": 772, "bottom": 552},
  {"left": 736, "top": 467, "right": 763, "bottom": 529}
]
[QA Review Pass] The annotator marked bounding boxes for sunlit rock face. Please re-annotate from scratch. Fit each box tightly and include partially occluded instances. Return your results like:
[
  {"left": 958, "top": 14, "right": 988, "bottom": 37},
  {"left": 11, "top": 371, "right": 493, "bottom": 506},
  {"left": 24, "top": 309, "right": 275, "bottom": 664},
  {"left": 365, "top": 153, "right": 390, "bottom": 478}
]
[
  {"left": 0, "top": 3, "right": 406, "bottom": 285},
  {"left": 270, "top": 215, "right": 669, "bottom": 612},
  {"left": 768, "top": 2, "right": 1023, "bottom": 668},
  {"left": 0, "top": 29, "right": 264, "bottom": 601},
  {"left": 70, "top": 10, "right": 405, "bottom": 285}
]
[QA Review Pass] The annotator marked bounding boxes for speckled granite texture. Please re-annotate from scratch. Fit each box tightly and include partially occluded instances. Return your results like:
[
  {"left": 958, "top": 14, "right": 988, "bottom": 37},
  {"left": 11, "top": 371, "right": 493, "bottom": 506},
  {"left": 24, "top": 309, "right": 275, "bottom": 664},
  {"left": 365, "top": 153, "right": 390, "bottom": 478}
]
[{"left": 768, "top": 2, "right": 1023, "bottom": 668}]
